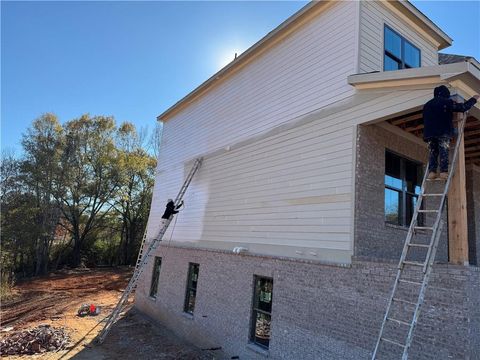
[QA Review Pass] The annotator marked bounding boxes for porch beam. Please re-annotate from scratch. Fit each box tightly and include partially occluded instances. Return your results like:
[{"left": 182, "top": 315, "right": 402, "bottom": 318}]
[
  {"left": 464, "top": 138, "right": 479, "bottom": 145},
  {"left": 465, "top": 120, "right": 480, "bottom": 128},
  {"left": 465, "top": 145, "right": 480, "bottom": 153},
  {"left": 448, "top": 114, "right": 469, "bottom": 265},
  {"left": 390, "top": 112, "right": 423, "bottom": 126},
  {"left": 465, "top": 129, "right": 480, "bottom": 137},
  {"left": 404, "top": 124, "right": 424, "bottom": 132}
]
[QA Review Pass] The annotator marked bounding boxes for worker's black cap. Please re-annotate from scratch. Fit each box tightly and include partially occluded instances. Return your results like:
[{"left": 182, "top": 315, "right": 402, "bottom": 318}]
[{"left": 434, "top": 85, "right": 450, "bottom": 98}]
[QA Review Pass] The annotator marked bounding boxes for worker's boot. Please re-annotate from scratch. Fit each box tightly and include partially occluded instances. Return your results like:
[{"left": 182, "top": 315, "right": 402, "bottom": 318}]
[
  {"left": 427, "top": 171, "right": 437, "bottom": 180},
  {"left": 439, "top": 172, "right": 449, "bottom": 180}
]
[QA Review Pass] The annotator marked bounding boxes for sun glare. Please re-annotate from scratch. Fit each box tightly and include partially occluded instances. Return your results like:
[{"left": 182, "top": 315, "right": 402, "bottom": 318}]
[{"left": 217, "top": 48, "right": 243, "bottom": 70}]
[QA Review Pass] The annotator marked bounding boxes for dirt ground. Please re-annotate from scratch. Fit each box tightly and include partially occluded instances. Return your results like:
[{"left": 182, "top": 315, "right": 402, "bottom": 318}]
[{"left": 0, "top": 268, "right": 219, "bottom": 359}]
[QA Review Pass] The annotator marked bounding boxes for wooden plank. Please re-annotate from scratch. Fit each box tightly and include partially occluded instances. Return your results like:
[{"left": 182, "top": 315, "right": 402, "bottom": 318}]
[
  {"left": 464, "top": 138, "right": 479, "bottom": 145},
  {"left": 465, "top": 129, "right": 480, "bottom": 137},
  {"left": 465, "top": 151, "right": 480, "bottom": 158},
  {"left": 465, "top": 120, "right": 480, "bottom": 128},
  {"left": 405, "top": 124, "right": 424, "bottom": 132},
  {"left": 390, "top": 112, "right": 422, "bottom": 126},
  {"left": 448, "top": 115, "right": 469, "bottom": 265},
  {"left": 465, "top": 145, "right": 480, "bottom": 153}
]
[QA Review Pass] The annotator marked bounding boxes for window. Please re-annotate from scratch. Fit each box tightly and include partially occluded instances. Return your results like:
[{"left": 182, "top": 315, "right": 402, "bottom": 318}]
[
  {"left": 385, "top": 151, "right": 423, "bottom": 227},
  {"left": 149, "top": 257, "right": 162, "bottom": 298},
  {"left": 250, "top": 276, "right": 273, "bottom": 349},
  {"left": 384, "top": 25, "right": 420, "bottom": 71},
  {"left": 184, "top": 263, "right": 199, "bottom": 314}
]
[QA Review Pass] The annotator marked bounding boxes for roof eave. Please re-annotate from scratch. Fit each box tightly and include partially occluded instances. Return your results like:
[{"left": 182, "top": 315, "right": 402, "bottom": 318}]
[
  {"left": 157, "top": 0, "right": 454, "bottom": 122},
  {"left": 348, "top": 60, "right": 480, "bottom": 96},
  {"left": 395, "top": 0, "right": 452, "bottom": 50},
  {"left": 348, "top": 62, "right": 476, "bottom": 89},
  {"left": 157, "top": 1, "right": 328, "bottom": 122}
]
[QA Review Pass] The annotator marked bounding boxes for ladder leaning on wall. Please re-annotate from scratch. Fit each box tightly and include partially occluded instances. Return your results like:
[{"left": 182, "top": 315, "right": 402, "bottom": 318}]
[
  {"left": 95, "top": 157, "right": 203, "bottom": 344},
  {"left": 371, "top": 113, "right": 467, "bottom": 360}
]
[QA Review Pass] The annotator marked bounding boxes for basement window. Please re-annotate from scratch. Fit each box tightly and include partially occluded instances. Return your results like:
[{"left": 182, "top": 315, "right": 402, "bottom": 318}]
[
  {"left": 384, "top": 25, "right": 420, "bottom": 71},
  {"left": 184, "top": 263, "right": 199, "bottom": 314},
  {"left": 149, "top": 257, "right": 162, "bottom": 298},
  {"left": 385, "top": 151, "right": 423, "bottom": 227},
  {"left": 250, "top": 276, "right": 273, "bottom": 349}
]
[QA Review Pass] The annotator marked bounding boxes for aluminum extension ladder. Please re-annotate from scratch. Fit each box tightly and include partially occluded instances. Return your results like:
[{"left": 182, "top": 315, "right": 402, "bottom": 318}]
[
  {"left": 371, "top": 114, "right": 467, "bottom": 360},
  {"left": 96, "top": 158, "right": 203, "bottom": 344}
]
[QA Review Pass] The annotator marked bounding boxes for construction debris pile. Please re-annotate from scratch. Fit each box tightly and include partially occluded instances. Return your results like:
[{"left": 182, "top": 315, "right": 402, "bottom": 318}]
[{"left": 0, "top": 324, "right": 70, "bottom": 356}]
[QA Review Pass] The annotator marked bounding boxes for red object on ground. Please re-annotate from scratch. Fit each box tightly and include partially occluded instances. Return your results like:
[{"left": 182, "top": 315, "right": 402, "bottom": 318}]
[{"left": 89, "top": 304, "right": 96, "bottom": 314}]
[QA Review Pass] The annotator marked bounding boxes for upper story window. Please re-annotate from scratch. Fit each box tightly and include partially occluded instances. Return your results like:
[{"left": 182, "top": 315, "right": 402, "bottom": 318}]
[{"left": 384, "top": 25, "right": 420, "bottom": 71}]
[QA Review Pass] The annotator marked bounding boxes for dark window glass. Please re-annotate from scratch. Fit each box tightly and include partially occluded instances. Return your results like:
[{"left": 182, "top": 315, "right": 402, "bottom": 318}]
[
  {"left": 406, "top": 194, "right": 419, "bottom": 226},
  {"left": 385, "top": 152, "right": 401, "bottom": 179},
  {"left": 385, "top": 27, "right": 402, "bottom": 58},
  {"left": 384, "top": 55, "right": 401, "bottom": 71},
  {"left": 250, "top": 276, "right": 273, "bottom": 349},
  {"left": 385, "top": 188, "right": 401, "bottom": 225},
  {"left": 149, "top": 257, "right": 162, "bottom": 298},
  {"left": 404, "top": 42, "right": 420, "bottom": 68},
  {"left": 384, "top": 25, "right": 420, "bottom": 71},
  {"left": 385, "top": 150, "right": 423, "bottom": 226},
  {"left": 184, "top": 263, "right": 199, "bottom": 314},
  {"left": 405, "top": 161, "right": 421, "bottom": 194}
]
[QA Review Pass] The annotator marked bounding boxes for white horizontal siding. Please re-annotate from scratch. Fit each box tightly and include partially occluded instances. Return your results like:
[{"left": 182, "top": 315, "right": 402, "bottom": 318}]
[
  {"left": 145, "top": 0, "right": 441, "bottom": 262},
  {"left": 359, "top": 1, "right": 439, "bottom": 73},
  {"left": 155, "top": 115, "right": 355, "bottom": 251},
  {"left": 158, "top": 1, "right": 357, "bottom": 168},
  {"left": 147, "top": 86, "right": 434, "bottom": 261}
]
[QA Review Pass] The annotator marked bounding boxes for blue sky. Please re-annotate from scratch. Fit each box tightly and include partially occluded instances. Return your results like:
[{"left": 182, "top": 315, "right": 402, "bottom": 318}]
[{"left": 2, "top": 1, "right": 479, "bottom": 153}]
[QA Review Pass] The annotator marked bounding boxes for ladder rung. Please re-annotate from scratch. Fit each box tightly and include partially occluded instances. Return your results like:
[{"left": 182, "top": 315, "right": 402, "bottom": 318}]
[
  {"left": 402, "top": 260, "right": 425, "bottom": 267},
  {"left": 408, "top": 243, "right": 430, "bottom": 248},
  {"left": 392, "top": 298, "right": 417, "bottom": 306},
  {"left": 418, "top": 209, "right": 438, "bottom": 213},
  {"left": 422, "top": 193, "right": 443, "bottom": 197},
  {"left": 387, "top": 317, "right": 410, "bottom": 326},
  {"left": 399, "top": 279, "right": 422, "bottom": 286},
  {"left": 381, "top": 337, "right": 406, "bottom": 348},
  {"left": 414, "top": 226, "right": 433, "bottom": 231}
]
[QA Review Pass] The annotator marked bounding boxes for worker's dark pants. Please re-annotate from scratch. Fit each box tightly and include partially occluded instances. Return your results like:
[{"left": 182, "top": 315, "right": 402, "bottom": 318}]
[{"left": 426, "top": 136, "right": 450, "bottom": 173}]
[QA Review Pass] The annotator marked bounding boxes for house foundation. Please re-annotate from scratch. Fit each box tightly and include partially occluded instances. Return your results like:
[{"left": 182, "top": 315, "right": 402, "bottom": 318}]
[{"left": 135, "top": 245, "right": 480, "bottom": 360}]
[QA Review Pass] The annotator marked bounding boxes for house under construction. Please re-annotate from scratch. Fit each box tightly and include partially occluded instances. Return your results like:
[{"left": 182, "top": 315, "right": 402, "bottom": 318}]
[{"left": 134, "top": 1, "right": 480, "bottom": 359}]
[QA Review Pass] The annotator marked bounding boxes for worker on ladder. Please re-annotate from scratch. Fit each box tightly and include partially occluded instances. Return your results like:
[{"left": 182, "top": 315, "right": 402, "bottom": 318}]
[
  {"left": 161, "top": 199, "right": 184, "bottom": 220},
  {"left": 423, "top": 85, "right": 478, "bottom": 180}
]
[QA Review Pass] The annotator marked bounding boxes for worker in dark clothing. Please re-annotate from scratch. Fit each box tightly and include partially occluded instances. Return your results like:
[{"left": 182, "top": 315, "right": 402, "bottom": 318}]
[
  {"left": 422, "top": 85, "right": 478, "bottom": 180},
  {"left": 161, "top": 199, "right": 184, "bottom": 220}
]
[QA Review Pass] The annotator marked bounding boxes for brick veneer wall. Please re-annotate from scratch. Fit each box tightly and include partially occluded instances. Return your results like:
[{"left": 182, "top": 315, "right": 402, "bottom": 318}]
[
  {"left": 354, "top": 124, "right": 450, "bottom": 262},
  {"left": 135, "top": 245, "right": 480, "bottom": 360}
]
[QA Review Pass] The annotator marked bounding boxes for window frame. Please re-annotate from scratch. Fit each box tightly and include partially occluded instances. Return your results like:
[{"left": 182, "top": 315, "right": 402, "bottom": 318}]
[
  {"left": 183, "top": 263, "right": 200, "bottom": 315},
  {"left": 383, "top": 24, "right": 421, "bottom": 71},
  {"left": 249, "top": 275, "right": 274, "bottom": 350},
  {"left": 149, "top": 256, "right": 162, "bottom": 299},
  {"left": 384, "top": 150, "right": 423, "bottom": 227}
]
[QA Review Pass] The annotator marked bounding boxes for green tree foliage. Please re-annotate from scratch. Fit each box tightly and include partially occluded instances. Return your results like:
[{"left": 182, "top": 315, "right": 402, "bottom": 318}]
[
  {"left": 0, "top": 114, "right": 156, "bottom": 278},
  {"left": 115, "top": 122, "right": 156, "bottom": 265},
  {"left": 21, "top": 114, "right": 63, "bottom": 275},
  {"left": 53, "top": 115, "right": 122, "bottom": 267}
]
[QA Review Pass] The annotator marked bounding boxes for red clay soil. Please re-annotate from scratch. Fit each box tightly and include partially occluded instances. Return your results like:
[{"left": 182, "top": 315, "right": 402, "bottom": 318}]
[
  {"left": 1, "top": 268, "right": 133, "bottom": 329},
  {"left": 0, "top": 268, "right": 217, "bottom": 359}
]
